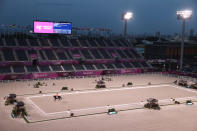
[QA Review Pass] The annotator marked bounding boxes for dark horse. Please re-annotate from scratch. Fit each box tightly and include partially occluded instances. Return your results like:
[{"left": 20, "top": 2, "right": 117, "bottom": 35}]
[{"left": 53, "top": 95, "right": 62, "bottom": 101}]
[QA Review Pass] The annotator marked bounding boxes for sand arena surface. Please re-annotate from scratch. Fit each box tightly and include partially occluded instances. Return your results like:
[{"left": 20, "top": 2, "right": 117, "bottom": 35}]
[
  {"left": 29, "top": 85, "right": 197, "bottom": 114},
  {"left": 1, "top": 74, "right": 197, "bottom": 131}
]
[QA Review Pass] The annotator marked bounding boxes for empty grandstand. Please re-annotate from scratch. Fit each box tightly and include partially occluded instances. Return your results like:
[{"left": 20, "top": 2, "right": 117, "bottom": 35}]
[{"left": 0, "top": 35, "right": 152, "bottom": 80}]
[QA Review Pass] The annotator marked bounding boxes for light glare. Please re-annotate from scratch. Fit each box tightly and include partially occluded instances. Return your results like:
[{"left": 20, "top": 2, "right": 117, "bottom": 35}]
[
  {"left": 177, "top": 10, "right": 192, "bottom": 19},
  {"left": 124, "top": 12, "right": 133, "bottom": 20}
]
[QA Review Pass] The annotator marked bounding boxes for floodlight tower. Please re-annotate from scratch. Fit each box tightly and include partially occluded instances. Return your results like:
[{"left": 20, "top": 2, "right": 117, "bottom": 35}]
[
  {"left": 122, "top": 12, "right": 133, "bottom": 37},
  {"left": 177, "top": 10, "right": 192, "bottom": 71}
]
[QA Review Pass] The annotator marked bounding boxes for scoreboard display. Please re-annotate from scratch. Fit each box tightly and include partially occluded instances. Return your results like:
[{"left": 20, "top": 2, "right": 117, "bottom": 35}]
[
  {"left": 53, "top": 23, "right": 71, "bottom": 34},
  {"left": 34, "top": 21, "right": 71, "bottom": 34}
]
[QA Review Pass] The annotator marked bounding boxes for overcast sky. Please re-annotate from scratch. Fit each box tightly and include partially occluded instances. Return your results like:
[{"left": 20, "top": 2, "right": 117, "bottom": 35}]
[{"left": 0, "top": 0, "right": 196, "bottom": 35}]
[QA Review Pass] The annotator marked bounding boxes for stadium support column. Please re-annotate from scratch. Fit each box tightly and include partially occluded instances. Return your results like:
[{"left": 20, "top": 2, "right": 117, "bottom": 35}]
[
  {"left": 176, "top": 10, "right": 192, "bottom": 71},
  {"left": 180, "top": 19, "right": 185, "bottom": 71},
  {"left": 123, "top": 20, "right": 127, "bottom": 37}
]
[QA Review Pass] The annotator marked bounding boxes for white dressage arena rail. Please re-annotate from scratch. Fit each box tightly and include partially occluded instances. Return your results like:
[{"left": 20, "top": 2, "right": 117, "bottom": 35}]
[{"left": 25, "top": 84, "right": 197, "bottom": 117}]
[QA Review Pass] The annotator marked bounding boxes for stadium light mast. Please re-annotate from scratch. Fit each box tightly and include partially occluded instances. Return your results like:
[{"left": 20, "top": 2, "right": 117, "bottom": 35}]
[
  {"left": 122, "top": 12, "right": 133, "bottom": 37},
  {"left": 177, "top": 10, "right": 192, "bottom": 71}
]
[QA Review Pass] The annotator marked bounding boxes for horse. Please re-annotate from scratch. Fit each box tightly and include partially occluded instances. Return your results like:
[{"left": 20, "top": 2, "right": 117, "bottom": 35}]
[{"left": 53, "top": 95, "right": 62, "bottom": 101}]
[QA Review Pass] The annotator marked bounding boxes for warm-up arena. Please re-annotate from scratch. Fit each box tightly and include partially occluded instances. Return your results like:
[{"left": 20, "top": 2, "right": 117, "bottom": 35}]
[{"left": 1, "top": 73, "right": 197, "bottom": 131}]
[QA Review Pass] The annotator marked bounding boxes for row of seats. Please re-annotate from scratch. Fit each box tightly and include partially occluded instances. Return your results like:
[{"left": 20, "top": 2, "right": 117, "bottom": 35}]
[
  {"left": 0, "top": 37, "right": 151, "bottom": 77},
  {"left": 0, "top": 62, "right": 150, "bottom": 74},
  {"left": 0, "top": 48, "right": 141, "bottom": 61},
  {"left": 0, "top": 38, "right": 131, "bottom": 47}
]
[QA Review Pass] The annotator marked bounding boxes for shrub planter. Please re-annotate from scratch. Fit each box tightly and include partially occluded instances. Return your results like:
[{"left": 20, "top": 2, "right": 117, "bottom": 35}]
[
  {"left": 5, "top": 94, "right": 17, "bottom": 106},
  {"left": 95, "top": 80, "right": 106, "bottom": 89},
  {"left": 186, "top": 100, "right": 193, "bottom": 105},
  {"left": 108, "top": 108, "right": 117, "bottom": 115},
  {"left": 174, "top": 101, "right": 180, "bottom": 104},
  {"left": 95, "top": 84, "right": 106, "bottom": 89},
  {"left": 70, "top": 113, "right": 74, "bottom": 117},
  {"left": 127, "top": 82, "right": 133, "bottom": 86},
  {"left": 178, "top": 80, "right": 188, "bottom": 87},
  {"left": 144, "top": 98, "right": 160, "bottom": 110},
  {"left": 61, "top": 87, "right": 68, "bottom": 90},
  {"left": 34, "top": 83, "right": 39, "bottom": 88},
  {"left": 11, "top": 101, "right": 28, "bottom": 118}
]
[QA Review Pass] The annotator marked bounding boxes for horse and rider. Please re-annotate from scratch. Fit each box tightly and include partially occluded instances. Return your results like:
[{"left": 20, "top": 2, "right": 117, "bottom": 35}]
[{"left": 53, "top": 93, "right": 62, "bottom": 101}]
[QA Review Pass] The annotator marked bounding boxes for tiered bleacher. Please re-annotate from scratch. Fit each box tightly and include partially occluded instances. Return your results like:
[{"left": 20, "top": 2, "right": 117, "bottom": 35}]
[{"left": 0, "top": 36, "right": 152, "bottom": 80}]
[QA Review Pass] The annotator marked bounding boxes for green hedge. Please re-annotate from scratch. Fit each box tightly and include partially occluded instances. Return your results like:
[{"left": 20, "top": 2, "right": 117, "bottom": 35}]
[{"left": 61, "top": 87, "right": 68, "bottom": 90}]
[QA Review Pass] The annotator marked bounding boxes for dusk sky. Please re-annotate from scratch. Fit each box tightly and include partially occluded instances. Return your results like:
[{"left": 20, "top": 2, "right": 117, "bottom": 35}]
[{"left": 0, "top": 0, "right": 196, "bottom": 35}]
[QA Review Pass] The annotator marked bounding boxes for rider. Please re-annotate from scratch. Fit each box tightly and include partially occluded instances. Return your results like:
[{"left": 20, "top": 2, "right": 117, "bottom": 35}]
[{"left": 56, "top": 93, "right": 59, "bottom": 98}]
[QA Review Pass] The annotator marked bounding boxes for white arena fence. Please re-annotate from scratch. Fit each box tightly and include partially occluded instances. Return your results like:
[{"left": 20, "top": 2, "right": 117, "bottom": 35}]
[
  {"left": 66, "top": 96, "right": 197, "bottom": 117},
  {"left": 30, "top": 96, "right": 197, "bottom": 118},
  {"left": 24, "top": 83, "right": 197, "bottom": 118},
  {"left": 0, "top": 72, "right": 196, "bottom": 84}
]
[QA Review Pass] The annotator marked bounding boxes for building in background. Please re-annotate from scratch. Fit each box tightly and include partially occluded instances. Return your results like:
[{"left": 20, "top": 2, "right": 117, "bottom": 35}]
[{"left": 144, "top": 41, "right": 197, "bottom": 59}]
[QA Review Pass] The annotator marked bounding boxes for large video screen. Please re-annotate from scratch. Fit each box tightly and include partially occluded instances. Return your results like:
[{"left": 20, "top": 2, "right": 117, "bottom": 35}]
[
  {"left": 34, "top": 21, "right": 71, "bottom": 34},
  {"left": 53, "top": 23, "right": 71, "bottom": 34},
  {"left": 34, "top": 21, "right": 54, "bottom": 34}
]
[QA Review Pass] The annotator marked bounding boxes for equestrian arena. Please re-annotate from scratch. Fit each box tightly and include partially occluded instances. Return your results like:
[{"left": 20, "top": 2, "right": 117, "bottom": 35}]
[{"left": 1, "top": 73, "right": 197, "bottom": 131}]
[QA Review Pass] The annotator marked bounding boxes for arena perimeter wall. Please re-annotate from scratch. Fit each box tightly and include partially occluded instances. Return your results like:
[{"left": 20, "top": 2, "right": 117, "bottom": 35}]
[
  {"left": 0, "top": 68, "right": 150, "bottom": 80},
  {"left": 1, "top": 69, "right": 196, "bottom": 81}
]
